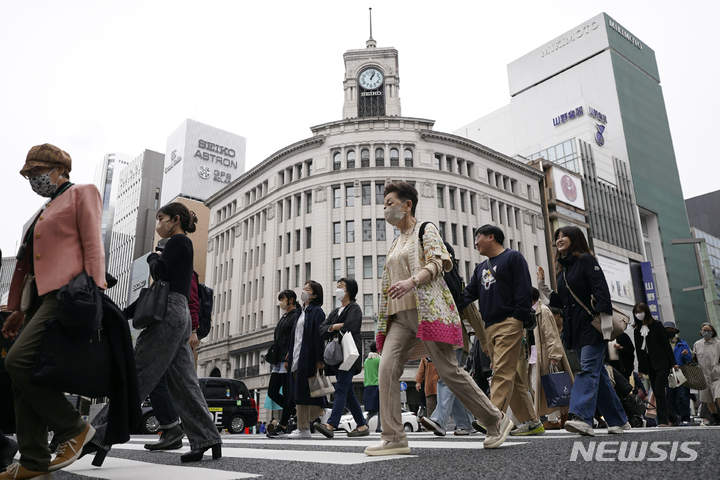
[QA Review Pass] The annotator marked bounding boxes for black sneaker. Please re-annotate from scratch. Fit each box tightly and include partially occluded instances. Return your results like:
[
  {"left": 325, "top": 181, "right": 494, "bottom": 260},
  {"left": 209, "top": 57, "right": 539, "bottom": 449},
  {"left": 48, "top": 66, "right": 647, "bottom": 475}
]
[
  {"left": 471, "top": 419, "right": 487, "bottom": 434},
  {"left": 267, "top": 426, "right": 287, "bottom": 438}
]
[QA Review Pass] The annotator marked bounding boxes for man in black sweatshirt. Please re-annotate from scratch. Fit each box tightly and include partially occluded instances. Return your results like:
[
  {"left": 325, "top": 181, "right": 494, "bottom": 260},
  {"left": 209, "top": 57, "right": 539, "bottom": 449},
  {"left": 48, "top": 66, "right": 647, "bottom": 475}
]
[{"left": 458, "top": 225, "right": 542, "bottom": 435}]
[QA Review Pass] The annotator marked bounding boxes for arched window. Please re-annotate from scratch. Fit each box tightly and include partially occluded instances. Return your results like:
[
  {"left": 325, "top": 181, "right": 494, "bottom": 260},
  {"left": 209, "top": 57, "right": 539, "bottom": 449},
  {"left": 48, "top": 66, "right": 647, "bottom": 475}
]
[
  {"left": 404, "top": 149, "right": 413, "bottom": 167},
  {"left": 390, "top": 148, "right": 399, "bottom": 167},
  {"left": 361, "top": 149, "right": 370, "bottom": 168},
  {"left": 347, "top": 150, "right": 356, "bottom": 169},
  {"left": 375, "top": 148, "right": 384, "bottom": 167},
  {"left": 333, "top": 152, "right": 341, "bottom": 171}
]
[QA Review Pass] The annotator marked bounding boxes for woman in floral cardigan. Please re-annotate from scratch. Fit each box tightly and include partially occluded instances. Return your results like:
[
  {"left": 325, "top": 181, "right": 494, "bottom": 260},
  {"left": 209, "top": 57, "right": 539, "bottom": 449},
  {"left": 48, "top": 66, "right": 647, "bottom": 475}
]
[{"left": 364, "top": 182, "right": 511, "bottom": 457}]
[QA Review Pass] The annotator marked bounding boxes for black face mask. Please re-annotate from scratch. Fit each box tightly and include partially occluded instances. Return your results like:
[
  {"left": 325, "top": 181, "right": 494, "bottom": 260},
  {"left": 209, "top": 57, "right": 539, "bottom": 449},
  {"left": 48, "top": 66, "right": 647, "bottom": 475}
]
[{"left": 666, "top": 331, "right": 676, "bottom": 339}]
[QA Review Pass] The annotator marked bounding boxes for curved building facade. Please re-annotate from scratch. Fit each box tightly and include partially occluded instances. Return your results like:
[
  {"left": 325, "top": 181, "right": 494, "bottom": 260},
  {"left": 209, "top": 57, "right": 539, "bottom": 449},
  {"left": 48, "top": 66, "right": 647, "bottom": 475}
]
[{"left": 200, "top": 39, "right": 548, "bottom": 419}]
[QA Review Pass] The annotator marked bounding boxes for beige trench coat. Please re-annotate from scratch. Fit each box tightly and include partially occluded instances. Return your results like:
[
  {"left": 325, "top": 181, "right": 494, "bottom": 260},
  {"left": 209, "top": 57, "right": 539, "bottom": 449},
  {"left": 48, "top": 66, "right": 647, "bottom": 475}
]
[{"left": 533, "top": 302, "right": 575, "bottom": 417}]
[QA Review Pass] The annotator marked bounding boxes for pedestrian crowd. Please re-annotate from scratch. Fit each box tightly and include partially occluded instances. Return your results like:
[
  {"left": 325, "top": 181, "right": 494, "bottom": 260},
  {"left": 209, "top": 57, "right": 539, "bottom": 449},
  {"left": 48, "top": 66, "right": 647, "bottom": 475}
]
[{"left": 1, "top": 152, "right": 719, "bottom": 479}]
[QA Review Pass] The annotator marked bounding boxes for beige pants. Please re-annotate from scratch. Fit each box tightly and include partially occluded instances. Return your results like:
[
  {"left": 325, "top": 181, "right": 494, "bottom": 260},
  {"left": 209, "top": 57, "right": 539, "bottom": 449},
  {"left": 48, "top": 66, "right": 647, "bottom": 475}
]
[
  {"left": 486, "top": 319, "right": 536, "bottom": 424},
  {"left": 379, "top": 309, "right": 501, "bottom": 442},
  {"left": 295, "top": 404, "right": 325, "bottom": 430}
]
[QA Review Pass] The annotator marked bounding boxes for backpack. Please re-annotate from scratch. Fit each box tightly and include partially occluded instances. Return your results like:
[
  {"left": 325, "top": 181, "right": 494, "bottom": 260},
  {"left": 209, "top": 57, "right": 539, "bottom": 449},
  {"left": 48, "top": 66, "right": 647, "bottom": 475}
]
[
  {"left": 196, "top": 282, "right": 214, "bottom": 340},
  {"left": 418, "top": 222, "right": 465, "bottom": 308}
]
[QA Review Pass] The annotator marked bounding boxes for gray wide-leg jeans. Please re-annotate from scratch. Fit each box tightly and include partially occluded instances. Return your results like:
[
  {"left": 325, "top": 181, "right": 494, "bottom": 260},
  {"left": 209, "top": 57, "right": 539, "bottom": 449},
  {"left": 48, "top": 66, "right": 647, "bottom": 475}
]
[{"left": 92, "top": 293, "right": 221, "bottom": 450}]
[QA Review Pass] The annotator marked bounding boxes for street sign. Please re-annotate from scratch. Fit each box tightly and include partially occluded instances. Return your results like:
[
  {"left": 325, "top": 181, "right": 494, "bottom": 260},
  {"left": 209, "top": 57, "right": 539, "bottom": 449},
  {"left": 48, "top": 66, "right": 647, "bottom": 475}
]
[
  {"left": 399, "top": 381, "right": 407, "bottom": 392},
  {"left": 400, "top": 391, "right": 407, "bottom": 403}
]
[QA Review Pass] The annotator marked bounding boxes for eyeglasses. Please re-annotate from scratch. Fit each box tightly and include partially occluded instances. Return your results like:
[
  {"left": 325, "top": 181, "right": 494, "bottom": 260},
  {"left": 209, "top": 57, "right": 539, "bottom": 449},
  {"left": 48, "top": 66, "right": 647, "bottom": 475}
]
[{"left": 22, "top": 166, "right": 53, "bottom": 180}]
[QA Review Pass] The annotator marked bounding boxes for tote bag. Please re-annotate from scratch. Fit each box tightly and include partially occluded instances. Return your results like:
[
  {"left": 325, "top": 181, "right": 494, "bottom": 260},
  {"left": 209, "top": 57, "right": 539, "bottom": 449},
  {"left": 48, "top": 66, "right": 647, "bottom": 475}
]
[
  {"left": 667, "top": 368, "right": 687, "bottom": 388},
  {"left": 133, "top": 279, "right": 169, "bottom": 329},
  {"left": 338, "top": 332, "right": 359, "bottom": 371},
  {"left": 309, "top": 372, "right": 335, "bottom": 398},
  {"left": 540, "top": 365, "right": 572, "bottom": 408}
]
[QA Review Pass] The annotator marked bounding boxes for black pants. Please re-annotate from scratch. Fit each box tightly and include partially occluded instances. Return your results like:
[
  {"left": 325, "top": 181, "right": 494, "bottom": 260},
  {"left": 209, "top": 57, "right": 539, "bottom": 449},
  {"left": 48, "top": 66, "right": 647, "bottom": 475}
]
[
  {"left": 649, "top": 367, "right": 670, "bottom": 425},
  {"left": 268, "top": 373, "right": 285, "bottom": 409},
  {"left": 149, "top": 375, "right": 179, "bottom": 428}
]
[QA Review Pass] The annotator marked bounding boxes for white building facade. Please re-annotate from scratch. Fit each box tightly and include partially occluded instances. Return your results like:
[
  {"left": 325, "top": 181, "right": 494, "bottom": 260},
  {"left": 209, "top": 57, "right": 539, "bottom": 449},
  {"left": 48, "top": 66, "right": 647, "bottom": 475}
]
[{"left": 200, "top": 38, "right": 548, "bottom": 419}]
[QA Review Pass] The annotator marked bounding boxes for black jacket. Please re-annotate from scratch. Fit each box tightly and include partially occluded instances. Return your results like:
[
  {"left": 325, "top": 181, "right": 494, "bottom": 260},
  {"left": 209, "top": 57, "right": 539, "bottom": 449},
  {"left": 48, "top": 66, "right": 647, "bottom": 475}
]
[
  {"left": 605, "top": 332, "right": 635, "bottom": 377},
  {"left": 99, "top": 293, "right": 143, "bottom": 444},
  {"left": 634, "top": 319, "right": 676, "bottom": 372},
  {"left": 550, "top": 253, "right": 612, "bottom": 350},
  {"left": 287, "top": 304, "right": 327, "bottom": 407},
  {"left": 274, "top": 307, "right": 299, "bottom": 362},
  {"left": 320, "top": 301, "right": 363, "bottom": 374}
]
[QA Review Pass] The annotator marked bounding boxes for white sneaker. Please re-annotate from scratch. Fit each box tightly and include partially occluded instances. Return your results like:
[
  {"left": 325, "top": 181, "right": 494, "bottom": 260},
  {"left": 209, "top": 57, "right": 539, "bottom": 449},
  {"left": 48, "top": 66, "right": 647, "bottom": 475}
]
[
  {"left": 483, "top": 413, "right": 513, "bottom": 449},
  {"left": 564, "top": 417, "right": 595, "bottom": 437},
  {"left": 364, "top": 438, "right": 411, "bottom": 456},
  {"left": 287, "top": 428, "right": 311, "bottom": 439},
  {"left": 607, "top": 422, "right": 632, "bottom": 434},
  {"left": 453, "top": 428, "right": 477, "bottom": 436}
]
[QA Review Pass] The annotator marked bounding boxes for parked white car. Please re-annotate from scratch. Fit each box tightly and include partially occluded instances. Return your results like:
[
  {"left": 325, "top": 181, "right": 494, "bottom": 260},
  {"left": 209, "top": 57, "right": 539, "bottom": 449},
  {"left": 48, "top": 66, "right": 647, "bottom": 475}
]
[{"left": 336, "top": 408, "right": 419, "bottom": 432}]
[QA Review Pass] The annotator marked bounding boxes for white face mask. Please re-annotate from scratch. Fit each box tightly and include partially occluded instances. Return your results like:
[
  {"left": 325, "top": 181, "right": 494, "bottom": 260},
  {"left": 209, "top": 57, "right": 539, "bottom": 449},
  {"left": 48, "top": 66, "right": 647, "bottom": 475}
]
[
  {"left": 384, "top": 204, "right": 407, "bottom": 226},
  {"left": 301, "top": 291, "right": 311, "bottom": 304},
  {"left": 279, "top": 300, "right": 288, "bottom": 310},
  {"left": 635, "top": 312, "right": 645, "bottom": 321},
  {"left": 334, "top": 288, "right": 346, "bottom": 301}
]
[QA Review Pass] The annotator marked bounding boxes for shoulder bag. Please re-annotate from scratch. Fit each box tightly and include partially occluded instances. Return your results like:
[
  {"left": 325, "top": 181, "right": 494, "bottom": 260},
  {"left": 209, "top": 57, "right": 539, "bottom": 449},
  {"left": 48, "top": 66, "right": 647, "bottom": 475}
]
[
  {"left": 132, "top": 279, "right": 169, "bottom": 329},
  {"left": 323, "top": 336, "right": 343, "bottom": 366},
  {"left": 486, "top": 256, "right": 536, "bottom": 330},
  {"left": 265, "top": 343, "right": 282, "bottom": 365},
  {"left": 679, "top": 361, "right": 707, "bottom": 390},
  {"left": 562, "top": 271, "right": 628, "bottom": 341}
]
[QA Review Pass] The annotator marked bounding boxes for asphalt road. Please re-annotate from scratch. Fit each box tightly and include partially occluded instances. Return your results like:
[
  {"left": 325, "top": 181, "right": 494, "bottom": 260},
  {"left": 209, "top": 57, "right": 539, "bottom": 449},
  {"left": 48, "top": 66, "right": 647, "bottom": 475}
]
[{"left": 48, "top": 425, "right": 719, "bottom": 480}]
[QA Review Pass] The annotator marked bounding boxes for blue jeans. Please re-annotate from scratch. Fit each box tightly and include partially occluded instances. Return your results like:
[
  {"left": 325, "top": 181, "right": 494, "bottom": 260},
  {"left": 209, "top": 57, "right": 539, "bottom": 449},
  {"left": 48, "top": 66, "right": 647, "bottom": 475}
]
[
  {"left": 667, "top": 385, "right": 691, "bottom": 423},
  {"left": 429, "top": 349, "right": 474, "bottom": 430},
  {"left": 327, "top": 369, "right": 366, "bottom": 428},
  {"left": 570, "top": 342, "right": 627, "bottom": 427}
]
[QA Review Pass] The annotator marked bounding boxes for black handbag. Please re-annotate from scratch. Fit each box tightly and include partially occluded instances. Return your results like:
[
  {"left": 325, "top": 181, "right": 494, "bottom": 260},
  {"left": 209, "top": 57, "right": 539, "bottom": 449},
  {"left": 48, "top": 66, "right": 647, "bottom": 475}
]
[
  {"left": 32, "top": 317, "right": 111, "bottom": 398},
  {"left": 265, "top": 343, "right": 282, "bottom": 365},
  {"left": 132, "top": 279, "right": 169, "bottom": 329},
  {"left": 55, "top": 271, "right": 102, "bottom": 337}
]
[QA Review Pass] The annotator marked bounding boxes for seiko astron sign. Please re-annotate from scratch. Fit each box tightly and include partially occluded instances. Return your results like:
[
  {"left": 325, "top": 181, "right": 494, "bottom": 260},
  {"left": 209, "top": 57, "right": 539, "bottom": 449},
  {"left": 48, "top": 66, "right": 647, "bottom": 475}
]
[{"left": 161, "top": 119, "right": 246, "bottom": 205}]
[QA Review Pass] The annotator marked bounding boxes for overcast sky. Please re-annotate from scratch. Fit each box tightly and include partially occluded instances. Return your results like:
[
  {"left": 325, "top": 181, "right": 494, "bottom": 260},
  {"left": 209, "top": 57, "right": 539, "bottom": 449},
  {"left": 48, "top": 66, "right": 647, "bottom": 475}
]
[{"left": 1, "top": 0, "right": 717, "bottom": 258}]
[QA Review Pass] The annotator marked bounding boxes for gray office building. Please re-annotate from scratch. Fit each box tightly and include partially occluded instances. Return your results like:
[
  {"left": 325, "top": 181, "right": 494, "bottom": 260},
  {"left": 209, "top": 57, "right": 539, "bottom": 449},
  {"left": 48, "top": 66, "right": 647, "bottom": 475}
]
[{"left": 686, "top": 190, "right": 720, "bottom": 239}]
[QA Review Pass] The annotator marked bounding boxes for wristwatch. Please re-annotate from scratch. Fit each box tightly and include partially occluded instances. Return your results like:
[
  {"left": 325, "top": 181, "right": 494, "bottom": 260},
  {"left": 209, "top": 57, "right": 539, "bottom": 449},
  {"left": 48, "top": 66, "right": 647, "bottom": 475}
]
[
  {"left": 191, "top": 329, "right": 197, "bottom": 334},
  {"left": 411, "top": 275, "right": 420, "bottom": 287}
]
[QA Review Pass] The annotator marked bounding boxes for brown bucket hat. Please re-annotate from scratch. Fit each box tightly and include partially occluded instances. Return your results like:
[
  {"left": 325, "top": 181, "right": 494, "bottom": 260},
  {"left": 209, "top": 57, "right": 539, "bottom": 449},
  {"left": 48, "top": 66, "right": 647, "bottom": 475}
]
[{"left": 20, "top": 143, "right": 72, "bottom": 177}]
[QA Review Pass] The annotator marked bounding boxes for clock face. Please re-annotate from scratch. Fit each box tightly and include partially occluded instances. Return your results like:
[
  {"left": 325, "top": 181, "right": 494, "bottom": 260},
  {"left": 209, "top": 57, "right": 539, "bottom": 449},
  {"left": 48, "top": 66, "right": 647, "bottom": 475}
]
[{"left": 359, "top": 68, "right": 384, "bottom": 90}]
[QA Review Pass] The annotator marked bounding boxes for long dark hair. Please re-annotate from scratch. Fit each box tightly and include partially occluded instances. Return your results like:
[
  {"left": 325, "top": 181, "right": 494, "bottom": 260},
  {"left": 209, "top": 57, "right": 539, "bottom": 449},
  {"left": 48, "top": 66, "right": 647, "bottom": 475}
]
[
  {"left": 304, "top": 280, "right": 323, "bottom": 307},
  {"left": 158, "top": 202, "right": 198, "bottom": 234},
  {"left": 554, "top": 225, "right": 591, "bottom": 272},
  {"left": 632, "top": 302, "right": 654, "bottom": 330}
]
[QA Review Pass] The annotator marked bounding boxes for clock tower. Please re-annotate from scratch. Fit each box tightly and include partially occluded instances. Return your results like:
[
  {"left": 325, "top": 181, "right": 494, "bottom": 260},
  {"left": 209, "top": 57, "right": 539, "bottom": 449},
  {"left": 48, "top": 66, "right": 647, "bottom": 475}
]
[{"left": 342, "top": 35, "right": 401, "bottom": 119}]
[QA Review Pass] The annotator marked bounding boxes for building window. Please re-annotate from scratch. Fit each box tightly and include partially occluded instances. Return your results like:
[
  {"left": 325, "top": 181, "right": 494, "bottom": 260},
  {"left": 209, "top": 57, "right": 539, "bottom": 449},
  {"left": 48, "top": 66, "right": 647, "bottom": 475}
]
[
  {"left": 333, "top": 152, "right": 341, "bottom": 171},
  {"left": 346, "top": 220, "right": 355, "bottom": 243},
  {"left": 286, "top": 232, "right": 291, "bottom": 254},
  {"left": 295, "top": 229, "right": 301, "bottom": 251},
  {"left": 434, "top": 155, "right": 441, "bottom": 170},
  {"left": 465, "top": 262, "right": 471, "bottom": 285},
  {"left": 363, "top": 256, "right": 372, "bottom": 279},
  {"left": 439, "top": 221, "right": 446, "bottom": 240},
  {"left": 449, "top": 188, "right": 456, "bottom": 210},
  {"left": 437, "top": 186, "right": 444, "bottom": 208},
  {"left": 404, "top": 149, "right": 413, "bottom": 167},
  {"left": 278, "top": 201, "right": 283, "bottom": 222},
  {"left": 333, "top": 187, "right": 341, "bottom": 208},
  {"left": 451, "top": 224, "right": 458, "bottom": 245},
  {"left": 460, "top": 191, "right": 466, "bottom": 212},
  {"left": 333, "top": 222, "right": 341, "bottom": 244},
  {"left": 362, "top": 184, "right": 371, "bottom": 205},
  {"left": 361, "top": 149, "right": 370, "bottom": 168},
  {"left": 490, "top": 200, "right": 496, "bottom": 222},
  {"left": 375, "top": 148, "right": 384, "bottom": 167},
  {"left": 346, "top": 186, "right": 355, "bottom": 207},
  {"left": 347, "top": 150, "right": 356, "bottom": 169},
  {"left": 375, "top": 183, "right": 384, "bottom": 204},
  {"left": 296, "top": 195, "right": 301, "bottom": 217},
  {"left": 534, "top": 245, "right": 540, "bottom": 265},
  {"left": 306, "top": 191, "right": 312, "bottom": 214},
  {"left": 498, "top": 202, "right": 505, "bottom": 225},
  {"left": 285, "top": 267, "right": 289, "bottom": 289},
  {"left": 467, "top": 162, "right": 474, "bottom": 178},
  {"left": 294, "top": 265, "right": 300, "bottom": 287},
  {"left": 377, "top": 255, "right": 386, "bottom": 278},
  {"left": 346, "top": 257, "right": 355, "bottom": 279},
  {"left": 262, "top": 243, "right": 266, "bottom": 264},
  {"left": 305, "top": 262, "right": 311, "bottom": 281},
  {"left": 390, "top": 148, "right": 399, "bottom": 166},
  {"left": 286, "top": 198, "right": 291, "bottom": 220},
  {"left": 463, "top": 226, "right": 468, "bottom": 247},
  {"left": 446, "top": 157, "right": 453, "bottom": 172},
  {"left": 277, "top": 236, "right": 282, "bottom": 257},
  {"left": 277, "top": 270, "right": 281, "bottom": 291},
  {"left": 306, "top": 227, "right": 312, "bottom": 248},
  {"left": 362, "top": 219, "right": 372, "bottom": 241},
  {"left": 376, "top": 219, "right": 386, "bottom": 241},
  {"left": 364, "top": 294, "right": 374, "bottom": 316},
  {"left": 333, "top": 258, "right": 341, "bottom": 281}
]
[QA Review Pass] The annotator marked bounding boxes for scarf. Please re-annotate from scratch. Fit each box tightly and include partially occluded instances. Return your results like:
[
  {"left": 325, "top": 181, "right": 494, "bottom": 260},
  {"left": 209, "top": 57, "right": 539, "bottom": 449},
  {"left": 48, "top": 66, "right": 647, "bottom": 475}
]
[{"left": 640, "top": 325, "right": 650, "bottom": 351}]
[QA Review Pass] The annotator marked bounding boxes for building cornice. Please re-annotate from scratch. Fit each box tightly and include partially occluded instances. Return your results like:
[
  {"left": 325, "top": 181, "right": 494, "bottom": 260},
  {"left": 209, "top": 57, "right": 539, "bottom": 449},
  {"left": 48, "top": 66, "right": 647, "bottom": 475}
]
[
  {"left": 310, "top": 116, "right": 436, "bottom": 134},
  {"left": 419, "top": 130, "right": 545, "bottom": 178},
  {"left": 205, "top": 135, "right": 326, "bottom": 207}
]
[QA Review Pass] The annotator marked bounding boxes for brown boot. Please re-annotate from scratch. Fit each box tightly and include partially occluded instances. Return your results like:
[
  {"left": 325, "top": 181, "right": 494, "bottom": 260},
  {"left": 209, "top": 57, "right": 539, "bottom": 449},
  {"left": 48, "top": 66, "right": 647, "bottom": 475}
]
[
  {"left": 0, "top": 463, "right": 51, "bottom": 479},
  {"left": 543, "top": 420, "right": 561, "bottom": 430},
  {"left": 560, "top": 412, "right": 568, "bottom": 427},
  {"left": 49, "top": 423, "right": 95, "bottom": 471}
]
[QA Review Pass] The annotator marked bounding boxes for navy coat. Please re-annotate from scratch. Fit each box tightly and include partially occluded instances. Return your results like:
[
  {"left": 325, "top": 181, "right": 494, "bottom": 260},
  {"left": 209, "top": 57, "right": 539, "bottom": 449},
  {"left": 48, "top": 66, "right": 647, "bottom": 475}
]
[
  {"left": 287, "top": 304, "right": 327, "bottom": 407},
  {"left": 550, "top": 253, "right": 612, "bottom": 350}
]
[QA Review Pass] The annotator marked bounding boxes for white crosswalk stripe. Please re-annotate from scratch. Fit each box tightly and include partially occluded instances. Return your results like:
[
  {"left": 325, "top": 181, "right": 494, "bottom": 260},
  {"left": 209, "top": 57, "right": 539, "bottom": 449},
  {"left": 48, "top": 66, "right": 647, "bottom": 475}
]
[{"left": 64, "top": 456, "right": 259, "bottom": 479}]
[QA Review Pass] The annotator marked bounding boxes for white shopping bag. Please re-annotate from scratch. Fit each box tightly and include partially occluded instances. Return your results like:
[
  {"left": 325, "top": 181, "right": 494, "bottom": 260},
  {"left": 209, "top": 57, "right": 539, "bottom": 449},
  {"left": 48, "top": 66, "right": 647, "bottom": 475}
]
[
  {"left": 338, "top": 332, "right": 359, "bottom": 371},
  {"left": 667, "top": 368, "right": 687, "bottom": 388}
]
